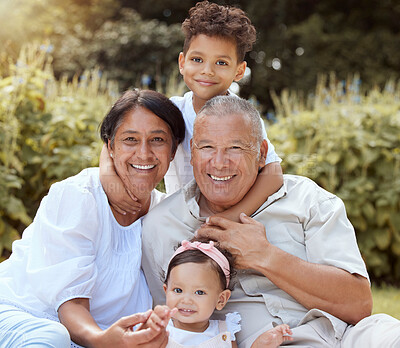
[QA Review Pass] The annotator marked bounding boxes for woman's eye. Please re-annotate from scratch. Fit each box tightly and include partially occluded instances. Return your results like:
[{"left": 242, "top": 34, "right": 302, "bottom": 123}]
[
  {"left": 173, "top": 288, "right": 182, "bottom": 293},
  {"left": 195, "top": 290, "right": 205, "bottom": 295}
]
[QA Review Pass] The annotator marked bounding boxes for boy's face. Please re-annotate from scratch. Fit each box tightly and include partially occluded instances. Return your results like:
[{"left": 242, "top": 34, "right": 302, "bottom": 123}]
[{"left": 179, "top": 34, "right": 246, "bottom": 111}]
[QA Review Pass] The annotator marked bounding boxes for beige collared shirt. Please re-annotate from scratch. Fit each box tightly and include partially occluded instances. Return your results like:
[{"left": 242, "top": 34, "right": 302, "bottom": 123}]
[{"left": 142, "top": 174, "right": 369, "bottom": 347}]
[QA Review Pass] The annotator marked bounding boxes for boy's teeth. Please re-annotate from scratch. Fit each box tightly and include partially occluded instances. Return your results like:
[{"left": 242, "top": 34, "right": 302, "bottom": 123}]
[
  {"left": 132, "top": 164, "right": 156, "bottom": 170},
  {"left": 210, "top": 174, "right": 233, "bottom": 181}
]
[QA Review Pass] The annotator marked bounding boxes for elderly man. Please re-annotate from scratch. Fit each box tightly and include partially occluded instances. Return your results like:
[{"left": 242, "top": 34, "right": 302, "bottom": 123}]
[{"left": 142, "top": 96, "right": 400, "bottom": 347}]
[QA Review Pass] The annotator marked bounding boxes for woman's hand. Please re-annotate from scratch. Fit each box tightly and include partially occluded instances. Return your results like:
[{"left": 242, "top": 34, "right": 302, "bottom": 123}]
[
  {"left": 59, "top": 299, "right": 168, "bottom": 348},
  {"left": 96, "top": 311, "right": 169, "bottom": 348},
  {"left": 99, "top": 144, "right": 141, "bottom": 215}
]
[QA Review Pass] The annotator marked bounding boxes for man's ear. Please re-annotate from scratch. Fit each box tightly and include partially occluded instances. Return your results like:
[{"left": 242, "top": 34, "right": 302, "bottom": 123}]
[
  {"left": 190, "top": 138, "right": 194, "bottom": 166},
  {"left": 215, "top": 289, "right": 231, "bottom": 311},
  {"left": 258, "top": 139, "right": 268, "bottom": 168},
  {"left": 178, "top": 52, "right": 185, "bottom": 76},
  {"left": 163, "top": 283, "right": 167, "bottom": 293},
  {"left": 234, "top": 61, "right": 247, "bottom": 82}
]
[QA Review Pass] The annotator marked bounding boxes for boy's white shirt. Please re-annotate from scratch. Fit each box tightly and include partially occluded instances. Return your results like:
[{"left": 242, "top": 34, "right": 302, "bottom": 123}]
[{"left": 164, "top": 91, "right": 281, "bottom": 194}]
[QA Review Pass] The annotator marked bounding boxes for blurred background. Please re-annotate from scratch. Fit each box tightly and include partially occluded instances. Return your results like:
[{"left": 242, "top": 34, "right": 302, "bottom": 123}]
[
  {"left": 2, "top": 0, "right": 400, "bottom": 110},
  {"left": 0, "top": 0, "right": 399, "bottom": 316}
]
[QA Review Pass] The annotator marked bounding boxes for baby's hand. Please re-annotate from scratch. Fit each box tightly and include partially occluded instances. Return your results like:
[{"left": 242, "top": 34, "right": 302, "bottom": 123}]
[
  {"left": 251, "top": 324, "right": 293, "bottom": 348},
  {"left": 140, "top": 305, "right": 177, "bottom": 332}
]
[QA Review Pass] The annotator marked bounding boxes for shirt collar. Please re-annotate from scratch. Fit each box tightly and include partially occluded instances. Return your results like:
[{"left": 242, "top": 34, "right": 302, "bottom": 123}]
[{"left": 183, "top": 178, "right": 287, "bottom": 220}]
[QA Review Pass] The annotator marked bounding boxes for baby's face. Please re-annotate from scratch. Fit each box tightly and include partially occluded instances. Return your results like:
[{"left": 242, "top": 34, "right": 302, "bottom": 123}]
[{"left": 164, "top": 261, "right": 229, "bottom": 332}]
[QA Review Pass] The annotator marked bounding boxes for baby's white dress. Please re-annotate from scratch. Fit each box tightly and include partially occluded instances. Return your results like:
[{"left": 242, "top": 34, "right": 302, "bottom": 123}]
[{"left": 166, "top": 312, "right": 241, "bottom": 348}]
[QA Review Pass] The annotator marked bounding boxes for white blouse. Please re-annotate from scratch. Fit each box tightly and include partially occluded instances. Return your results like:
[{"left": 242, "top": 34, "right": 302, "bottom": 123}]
[{"left": 0, "top": 167, "right": 165, "bottom": 329}]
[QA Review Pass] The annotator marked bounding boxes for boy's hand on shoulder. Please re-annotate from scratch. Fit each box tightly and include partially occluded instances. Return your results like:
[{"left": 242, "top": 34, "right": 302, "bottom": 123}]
[{"left": 99, "top": 144, "right": 141, "bottom": 215}]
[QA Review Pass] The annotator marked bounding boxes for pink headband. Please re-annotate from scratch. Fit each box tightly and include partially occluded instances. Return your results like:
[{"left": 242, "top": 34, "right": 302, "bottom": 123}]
[{"left": 170, "top": 240, "right": 230, "bottom": 287}]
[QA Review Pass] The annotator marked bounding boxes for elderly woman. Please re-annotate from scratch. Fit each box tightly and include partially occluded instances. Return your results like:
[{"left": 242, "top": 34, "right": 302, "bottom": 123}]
[{"left": 0, "top": 89, "right": 185, "bottom": 347}]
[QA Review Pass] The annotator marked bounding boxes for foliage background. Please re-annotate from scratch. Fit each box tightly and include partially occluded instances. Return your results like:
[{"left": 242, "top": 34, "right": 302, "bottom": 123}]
[{"left": 1, "top": 0, "right": 400, "bottom": 111}]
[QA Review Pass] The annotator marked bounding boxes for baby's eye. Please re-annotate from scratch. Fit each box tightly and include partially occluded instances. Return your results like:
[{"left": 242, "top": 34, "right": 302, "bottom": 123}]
[
  {"left": 173, "top": 288, "right": 182, "bottom": 293},
  {"left": 195, "top": 290, "right": 205, "bottom": 295},
  {"left": 192, "top": 57, "right": 203, "bottom": 63}
]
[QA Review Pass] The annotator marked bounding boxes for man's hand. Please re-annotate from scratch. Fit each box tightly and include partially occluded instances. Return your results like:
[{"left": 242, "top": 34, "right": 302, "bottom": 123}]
[{"left": 196, "top": 213, "right": 270, "bottom": 270}]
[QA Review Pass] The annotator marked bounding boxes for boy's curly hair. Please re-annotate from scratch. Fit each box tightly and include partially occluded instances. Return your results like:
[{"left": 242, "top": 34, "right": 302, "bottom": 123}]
[{"left": 182, "top": 1, "right": 256, "bottom": 62}]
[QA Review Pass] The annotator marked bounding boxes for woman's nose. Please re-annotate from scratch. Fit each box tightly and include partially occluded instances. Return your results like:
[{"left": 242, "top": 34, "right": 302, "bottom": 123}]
[{"left": 137, "top": 141, "right": 153, "bottom": 159}]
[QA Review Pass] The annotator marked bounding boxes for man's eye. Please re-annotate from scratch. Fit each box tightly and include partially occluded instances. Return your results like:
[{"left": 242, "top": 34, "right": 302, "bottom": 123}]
[
  {"left": 125, "top": 137, "right": 137, "bottom": 142},
  {"left": 152, "top": 137, "right": 164, "bottom": 142},
  {"left": 195, "top": 290, "right": 205, "bottom": 295},
  {"left": 173, "top": 288, "right": 182, "bottom": 293}
]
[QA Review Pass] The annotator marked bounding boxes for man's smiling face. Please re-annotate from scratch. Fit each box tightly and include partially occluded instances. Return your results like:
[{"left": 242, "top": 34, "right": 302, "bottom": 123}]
[{"left": 191, "top": 112, "right": 266, "bottom": 213}]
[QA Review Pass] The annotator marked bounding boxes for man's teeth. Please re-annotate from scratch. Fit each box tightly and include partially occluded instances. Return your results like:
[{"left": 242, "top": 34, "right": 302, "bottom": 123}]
[
  {"left": 210, "top": 174, "right": 233, "bottom": 181},
  {"left": 131, "top": 164, "right": 156, "bottom": 170}
]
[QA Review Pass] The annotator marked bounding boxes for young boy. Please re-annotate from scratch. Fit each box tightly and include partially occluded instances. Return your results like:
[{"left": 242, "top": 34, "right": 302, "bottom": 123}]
[{"left": 100, "top": 1, "right": 283, "bottom": 221}]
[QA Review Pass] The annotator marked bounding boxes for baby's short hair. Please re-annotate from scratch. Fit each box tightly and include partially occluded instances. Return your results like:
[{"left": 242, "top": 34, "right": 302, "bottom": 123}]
[{"left": 182, "top": 1, "right": 256, "bottom": 62}]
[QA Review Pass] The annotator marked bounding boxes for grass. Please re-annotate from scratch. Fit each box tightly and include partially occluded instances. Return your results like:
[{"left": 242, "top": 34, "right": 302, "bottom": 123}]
[{"left": 372, "top": 284, "right": 400, "bottom": 319}]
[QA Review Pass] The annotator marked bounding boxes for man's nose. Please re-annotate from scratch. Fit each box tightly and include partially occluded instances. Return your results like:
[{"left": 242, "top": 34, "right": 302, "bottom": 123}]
[{"left": 212, "top": 149, "right": 228, "bottom": 169}]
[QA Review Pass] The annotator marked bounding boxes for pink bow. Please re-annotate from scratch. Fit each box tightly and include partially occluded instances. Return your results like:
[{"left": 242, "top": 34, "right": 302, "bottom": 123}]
[{"left": 170, "top": 240, "right": 230, "bottom": 287}]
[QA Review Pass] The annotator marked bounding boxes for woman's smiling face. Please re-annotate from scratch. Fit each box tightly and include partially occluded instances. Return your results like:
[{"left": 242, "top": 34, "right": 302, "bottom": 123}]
[{"left": 109, "top": 106, "right": 174, "bottom": 200}]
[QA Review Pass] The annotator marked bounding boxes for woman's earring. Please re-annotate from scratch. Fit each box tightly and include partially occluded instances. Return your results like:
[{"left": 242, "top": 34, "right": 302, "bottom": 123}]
[{"left": 110, "top": 153, "right": 113, "bottom": 158}]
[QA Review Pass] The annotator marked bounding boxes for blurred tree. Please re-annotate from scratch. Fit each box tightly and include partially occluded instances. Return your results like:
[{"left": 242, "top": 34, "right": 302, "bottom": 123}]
[
  {"left": 238, "top": 0, "right": 400, "bottom": 110},
  {"left": 1, "top": 0, "right": 400, "bottom": 111}
]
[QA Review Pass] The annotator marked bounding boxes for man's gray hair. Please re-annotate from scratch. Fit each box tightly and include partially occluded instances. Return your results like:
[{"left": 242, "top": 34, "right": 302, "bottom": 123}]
[{"left": 195, "top": 96, "right": 264, "bottom": 147}]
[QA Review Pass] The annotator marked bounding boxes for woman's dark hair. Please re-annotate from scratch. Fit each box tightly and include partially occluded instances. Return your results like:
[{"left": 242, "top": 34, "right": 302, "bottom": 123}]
[
  {"left": 164, "top": 238, "right": 236, "bottom": 291},
  {"left": 100, "top": 89, "right": 185, "bottom": 153},
  {"left": 181, "top": 1, "right": 256, "bottom": 62}
]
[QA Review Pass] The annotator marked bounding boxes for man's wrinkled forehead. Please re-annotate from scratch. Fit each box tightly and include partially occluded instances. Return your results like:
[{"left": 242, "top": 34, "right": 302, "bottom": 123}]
[{"left": 193, "top": 111, "right": 248, "bottom": 137}]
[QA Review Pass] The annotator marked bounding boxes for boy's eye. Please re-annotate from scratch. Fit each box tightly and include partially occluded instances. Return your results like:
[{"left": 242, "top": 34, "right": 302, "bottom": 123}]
[
  {"left": 173, "top": 288, "right": 182, "bottom": 293},
  {"left": 195, "top": 290, "right": 205, "bottom": 295},
  {"left": 216, "top": 60, "right": 228, "bottom": 66},
  {"left": 192, "top": 57, "right": 203, "bottom": 63}
]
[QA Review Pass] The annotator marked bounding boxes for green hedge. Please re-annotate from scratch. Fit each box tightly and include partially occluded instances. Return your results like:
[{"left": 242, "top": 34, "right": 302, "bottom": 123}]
[
  {"left": 268, "top": 75, "right": 400, "bottom": 282},
  {"left": 0, "top": 43, "right": 117, "bottom": 260}
]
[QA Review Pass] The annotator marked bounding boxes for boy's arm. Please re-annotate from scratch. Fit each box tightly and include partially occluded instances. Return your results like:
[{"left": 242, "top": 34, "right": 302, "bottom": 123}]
[
  {"left": 215, "top": 162, "right": 283, "bottom": 222},
  {"left": 99, "top": 144, "right": 141, "bottom": 215}
]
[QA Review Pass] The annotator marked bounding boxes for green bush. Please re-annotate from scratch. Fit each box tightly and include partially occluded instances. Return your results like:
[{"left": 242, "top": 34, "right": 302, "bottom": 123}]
[
  {"left": 0, "top": 43, "right": 117, "bottom": 260},
  {"left": 269, "top": 75, "right": 400, "bottom": 282}
]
